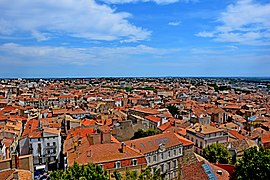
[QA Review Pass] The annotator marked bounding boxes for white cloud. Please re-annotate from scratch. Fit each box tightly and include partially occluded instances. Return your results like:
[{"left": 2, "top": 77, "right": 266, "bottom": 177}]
[
  {"left": 196, "top": 0, "right": 270, "bottom": 45},
  {"left": 0, "top": 43, "right": 180, "bottom": 66},
  {"left": 0, "top": 0, "right": 150, "bottom": 42},
  {"left": 195, "top": 31, "right": 214, "bottom": 38},
  {"left": 168, "top": 21, "right": 181, "bottom": 26},
  {"left": 100, "top": 0, "right": 195, "bottom": 5}
]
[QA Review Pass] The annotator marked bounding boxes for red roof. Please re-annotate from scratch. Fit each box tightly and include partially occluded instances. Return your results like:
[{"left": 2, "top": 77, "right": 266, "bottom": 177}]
[
  {"left": 228, "top": 130, "right": 247, "bottom": 140},
  {"left": 145, "top": 115, "right": 160, "bottom": 123},
  {"left": 81, "top": 118, "right": 96, "bottom": 126},
  {"left": 66, "top": 127, "right": 96, "bottom": 140},
  {"left": 262, "top": 134, "right": 270, "bottom": 144},
  {"left": 158, "top": 122, "right": 172, "bottom": 131}
]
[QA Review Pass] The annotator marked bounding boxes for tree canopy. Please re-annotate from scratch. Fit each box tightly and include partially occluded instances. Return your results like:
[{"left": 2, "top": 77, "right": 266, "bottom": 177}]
[
  {"left": 50, "top": 162, "right": 109, "bottom": 180},
  {"left": 203, "top": 143, "right": 231, "bottom": 164},
  {"left": 131, "top": 128, "right": 157, "bottom": 140},
  {"left": 234, "top": 147, "right": 270, "bottom": 180},
  {"left": 166, "top": 104, "right": 179, "bottom": 117},
  {"left": 113, "top": 167, "right": 163, "bottom": 180}
]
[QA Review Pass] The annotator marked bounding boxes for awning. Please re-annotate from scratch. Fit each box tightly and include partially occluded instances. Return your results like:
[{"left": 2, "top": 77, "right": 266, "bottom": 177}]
[{"left": 35, "top": 164, "right": 46, "bottom": 170}]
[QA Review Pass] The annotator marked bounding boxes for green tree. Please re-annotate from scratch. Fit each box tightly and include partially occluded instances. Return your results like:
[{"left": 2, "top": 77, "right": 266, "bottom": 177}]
[
  {"left": 111, "top": 170, "right": 122, "bottom": 180},
  {"left": 138, "top": 167, "right": 164, "bottom": 180},
  {"left": 166, "top": 104, "right": 179, "bottom": 117},
  {"left": 145, "top": 128, "right": 156, "bottom": 136},
  {"left": 125, "top": 87, "right": 133, "bottom": 92},
  {"left": 124, "top": 170, "right": 138, "bottom": 180},
  {"left": 203, "top": 143, "right": 231, "bottom": 164},
  {"left": 233, "top": 147, "right": 270, "bottom": 180},
  {"left": 131, "top": 128, "right": 157, "bottom": 140},
  {"left": 50, "top": 162, "right": 109, "bottom": 180}
]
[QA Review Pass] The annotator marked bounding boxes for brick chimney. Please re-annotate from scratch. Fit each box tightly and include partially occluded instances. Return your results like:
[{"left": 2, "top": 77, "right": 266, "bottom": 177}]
[{"left": 120, "top": 142, "right": 126, "bottom": 153}]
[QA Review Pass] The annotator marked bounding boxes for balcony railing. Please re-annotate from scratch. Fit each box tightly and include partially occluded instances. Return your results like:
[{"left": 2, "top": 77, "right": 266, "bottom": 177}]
[{"left": 45, "top": 145, "right": 56, "bottom": 149}]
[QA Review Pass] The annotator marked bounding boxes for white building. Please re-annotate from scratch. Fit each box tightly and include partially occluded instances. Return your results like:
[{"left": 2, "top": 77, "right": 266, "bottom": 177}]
[
  {"left": 125, "top": 131, "right": 194, "bottom": 179},
  {"left": 19, "top": 119, "right": 61, "bottom": 171}
]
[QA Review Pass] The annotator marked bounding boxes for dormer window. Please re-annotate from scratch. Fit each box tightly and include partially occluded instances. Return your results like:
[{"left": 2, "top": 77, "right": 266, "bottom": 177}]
[
  {"left": 131, "top": 159, "right": 138, "bottom": 166},
  {"left": 115, "top": 161, "right": 121, "bottom": 168}
]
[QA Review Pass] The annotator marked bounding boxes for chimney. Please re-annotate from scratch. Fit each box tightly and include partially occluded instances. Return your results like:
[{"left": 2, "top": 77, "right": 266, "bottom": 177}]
[
  {"left": 120, "top": 142, "right": 126, "bottom": 153},
  {"left": 101, "top": 132, "right": 103, "bottom": 144},
  {"left": 87, "top": 150, "right": 92, "bottom": 157},
  {"left": 199, "top": 125, "right": 202, "bottom": 132}
]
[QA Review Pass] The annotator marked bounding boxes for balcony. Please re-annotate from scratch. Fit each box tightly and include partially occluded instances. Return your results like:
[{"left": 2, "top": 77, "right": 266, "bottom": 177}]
[
  {"left": 45, "top": 145, "right": 56, "bottom": 149},
  {"left": 45, "top": 153, "right": 57, "bottom": 157}
]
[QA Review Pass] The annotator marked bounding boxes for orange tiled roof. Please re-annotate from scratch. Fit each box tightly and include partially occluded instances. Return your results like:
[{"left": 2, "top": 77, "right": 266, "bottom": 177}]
[
  {"left": 228, "top": 130, "right": 247, "bottom": 140},
  {"left": 66, "top": 127, "right": 96, "bottom": 140},
  {"left": 145, "top": 115, "right": 160, "bottom": 123},
  {"left": 125, "top": 131, "right": 192, "bottom": 154},
  {"left": 158, "top": 122, "right": 173, "bottom": 131},
  {"left": 262, "top": 134, "right": 270, "bottom": 144}
]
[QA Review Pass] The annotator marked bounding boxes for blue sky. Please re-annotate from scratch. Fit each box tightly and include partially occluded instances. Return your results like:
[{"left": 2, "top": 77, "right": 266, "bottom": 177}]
[{"left": 0, "top": 0, "right": 270, "bottom": 78}]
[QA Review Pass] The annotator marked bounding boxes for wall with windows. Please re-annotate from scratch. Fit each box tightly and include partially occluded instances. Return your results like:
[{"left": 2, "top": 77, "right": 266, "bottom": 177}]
[
  {"left": 145, "top": 145, "right": 183, "bottom": 179},
  {"left": 186, "top": 131, "right": 228, "bottom": 155}
]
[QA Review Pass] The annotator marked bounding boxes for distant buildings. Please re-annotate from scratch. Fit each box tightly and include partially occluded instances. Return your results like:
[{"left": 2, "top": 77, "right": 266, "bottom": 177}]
[{"left": 0, "top": 77, "right": 269, "bottom": 179}]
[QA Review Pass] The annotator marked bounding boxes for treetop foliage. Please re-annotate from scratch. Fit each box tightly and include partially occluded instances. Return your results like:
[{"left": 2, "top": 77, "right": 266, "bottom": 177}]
[{"left": 203, "top": 143, "right": 231, "bottom": 164}]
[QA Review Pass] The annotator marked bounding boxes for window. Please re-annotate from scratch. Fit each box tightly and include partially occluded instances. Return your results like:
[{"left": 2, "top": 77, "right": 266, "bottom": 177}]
[
  {"left": 173, "top": 149, "right": 177, "bottom": 156},
  {"left": 191, "top": 137, "right": 194, "bottom": 142},
  {"left": 131, "top": 159, "right": 138, "bottom": 166},
  {"left": 29, "top": 144, "right": 33, "bottom": 153},
  {"left": 37, "top": 143, "right": 42, "bottom": 155},
  {"left": 147, "top": 156, "right": 151, "bottom": 163},
  {"left": 200, "top": 141, "right": 203, "bottom": 148},
  {"left": 173, "top": 160, "right": 177, "bottom": 168},
  {"left": 167, "top": 162, "right": 171, "bottom": 170},
  {"left": 179, "top": 147, "right": 182, "bottom": 155},
  {"left": 161, "top": 152, "right": 164, "bottom": 160},
  {"left": 47, "top": 143, "right": 50, "bottom": 146},
  {"left": 160, "top": 164, "right": 164, "bottom": 173},
  {"left": 53, "top": 142, "right": 56, "bottom": 146},
  {"left": 195, "top": 139, "right": 198, "bottom": 146},
  {"left": 39, "top": 157, "right": 42, "bottom": 164},
  {"left": 115, "top": 161, "right": 121, "bottom": 168},
  {"left": 168, "top": 150, "right": 171, "bottom": 157},
  {"left": 173, "top": 170, "right": 176, "bottom": 178},
  {"left": 153, "top": 155, "right": 157, "bottom": 162}
]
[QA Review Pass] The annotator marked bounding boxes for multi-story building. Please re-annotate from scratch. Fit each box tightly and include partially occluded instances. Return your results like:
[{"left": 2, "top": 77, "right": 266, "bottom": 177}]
[
  {"left": 125, "top": 131, "right": 194, "bottom": 179},
  {"left": 64, "top": 129, "right": 147, "bottom": 178},
  {"left": 18, "top": 119, "right": 61, "bottom": 171},
  {"left": 186, "top": 123, "right": 228, "bottom": 155}
]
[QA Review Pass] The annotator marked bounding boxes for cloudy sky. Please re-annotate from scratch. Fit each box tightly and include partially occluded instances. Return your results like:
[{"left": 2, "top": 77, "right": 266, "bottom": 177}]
[{"left": 0, "top": 0, "right": 269, "bottom": 77}]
